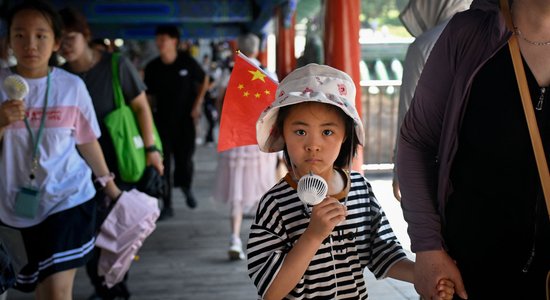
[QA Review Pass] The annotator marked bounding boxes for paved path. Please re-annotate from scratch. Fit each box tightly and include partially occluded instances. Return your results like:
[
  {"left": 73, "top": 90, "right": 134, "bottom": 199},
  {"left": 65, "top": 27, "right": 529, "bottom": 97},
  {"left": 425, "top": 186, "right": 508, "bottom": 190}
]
[{"left": 6, "top": 144, "right": 419, "bottom": 300}]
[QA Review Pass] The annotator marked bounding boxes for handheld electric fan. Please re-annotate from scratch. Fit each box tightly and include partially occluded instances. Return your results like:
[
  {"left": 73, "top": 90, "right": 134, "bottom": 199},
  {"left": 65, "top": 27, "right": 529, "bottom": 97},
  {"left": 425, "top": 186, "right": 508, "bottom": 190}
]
[
  {"left": 3, "top": 74, "right": 29, "bottom": 100},
  {"left": 297, "top": 172, "right": 328, "bottom": 206}
]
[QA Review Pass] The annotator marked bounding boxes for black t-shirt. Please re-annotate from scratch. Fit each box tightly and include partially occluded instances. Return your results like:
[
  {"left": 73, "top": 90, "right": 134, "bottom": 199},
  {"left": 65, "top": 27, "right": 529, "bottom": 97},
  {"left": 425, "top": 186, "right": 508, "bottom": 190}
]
[
  {"left": 446, "top": 46, "right": 549, "bottom": 268},
  {"left": 62, "top": 52, "right": 147, "bottom": 180},
  {"left": 143, "top": 51, "right": 205, "bottom": 129},
  {"left": 63, "top": 52, "right": 146, "bottom": 121}
]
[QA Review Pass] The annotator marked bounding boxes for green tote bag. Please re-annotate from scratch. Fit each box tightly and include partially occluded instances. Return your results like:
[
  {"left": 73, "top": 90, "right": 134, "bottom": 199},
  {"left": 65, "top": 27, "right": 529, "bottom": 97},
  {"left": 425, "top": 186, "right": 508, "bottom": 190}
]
[{"left": 104, "top": 53, "right": 162, "bottom": 183}]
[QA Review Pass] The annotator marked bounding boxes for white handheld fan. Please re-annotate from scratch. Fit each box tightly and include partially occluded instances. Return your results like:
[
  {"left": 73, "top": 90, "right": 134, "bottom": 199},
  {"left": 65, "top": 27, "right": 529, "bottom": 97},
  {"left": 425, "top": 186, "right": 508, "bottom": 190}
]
[
  {"left": 297, "top": 172, "right": 328, "bottom": 206},
  {"left": 3, "top": 74, "right": 29, "bottom": 100}
]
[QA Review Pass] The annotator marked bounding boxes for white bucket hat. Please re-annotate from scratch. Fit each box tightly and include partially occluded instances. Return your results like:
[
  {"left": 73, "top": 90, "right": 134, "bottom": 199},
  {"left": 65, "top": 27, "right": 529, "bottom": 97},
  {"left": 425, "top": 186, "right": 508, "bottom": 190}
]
[{"left": 256, "top": 63, "right": 365, "bottom": 152}]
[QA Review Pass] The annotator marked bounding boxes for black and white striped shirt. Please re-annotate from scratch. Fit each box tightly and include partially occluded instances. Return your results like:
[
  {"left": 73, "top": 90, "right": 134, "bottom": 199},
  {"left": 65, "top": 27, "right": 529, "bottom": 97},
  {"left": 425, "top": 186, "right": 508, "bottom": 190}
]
[{"left": 247, "top": 170, "right": 407, "bottom": 299}]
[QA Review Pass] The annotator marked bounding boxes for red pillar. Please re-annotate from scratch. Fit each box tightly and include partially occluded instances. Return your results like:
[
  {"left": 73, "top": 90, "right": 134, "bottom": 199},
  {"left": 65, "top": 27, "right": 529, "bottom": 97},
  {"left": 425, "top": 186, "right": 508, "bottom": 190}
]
[
  {"left": 257, "top": 36, "right": 268, "bottom": 67},
  {"left": 276, "top": 7, "right": 296, "bottom": 80},
  {"left": 324, "top": 0, "right": 363, "bottom": 172},
  {"left": 228, "top": 39, "right": 237, "bottom": 59}
]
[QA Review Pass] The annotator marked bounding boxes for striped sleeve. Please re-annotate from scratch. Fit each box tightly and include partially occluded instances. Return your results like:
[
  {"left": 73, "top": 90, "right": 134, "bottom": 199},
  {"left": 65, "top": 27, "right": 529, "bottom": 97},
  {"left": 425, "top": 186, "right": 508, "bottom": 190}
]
[
  {"left": 358, "top": 175, "right": 407, "bottom": 279},
  {"left": 247, "top": 184, "right": 291, "bottom": 298}
]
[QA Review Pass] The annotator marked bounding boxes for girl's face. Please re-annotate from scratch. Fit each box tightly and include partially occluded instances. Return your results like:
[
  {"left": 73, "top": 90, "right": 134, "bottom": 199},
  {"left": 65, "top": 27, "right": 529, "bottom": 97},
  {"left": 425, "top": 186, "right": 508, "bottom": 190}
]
[
  {"left": 60, "top": 31, "right": 88, "bottom": 63},
  {"left": 282, "top": 102, "right": 346, "bottom": 180},
  {"left": 9, "top": 9, "right": 60, "bottom": 78}
]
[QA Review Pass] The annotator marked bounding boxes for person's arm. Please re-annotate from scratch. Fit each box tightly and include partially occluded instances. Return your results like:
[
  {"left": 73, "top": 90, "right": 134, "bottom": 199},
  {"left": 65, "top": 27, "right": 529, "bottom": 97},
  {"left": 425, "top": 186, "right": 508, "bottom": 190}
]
[
  {"left": 264, "top": 197, "right": 346, "bottom": 300},
  {"left": 129, "top": 91, "right": 163, "bottom": 175},
  {"left": 386, "top": 258, "right": 415, "bottom": 283},
  {"left": 191, "top": 74, "right": 209, "bottom": 124},
  {"left": 119, "top": 55, "right": 163, "bottom": 175},
  {"left": 397, "top": 21, "right": 468, "bottom": 300},
  {"left": 77, "top": 140, "right": 121, "bottom": 200},
  {"left": 385, "top": 257, "right": 458, "bottom": 300},
  {"left": 393, "top": 40, "right": 427, "bottom": 201}
]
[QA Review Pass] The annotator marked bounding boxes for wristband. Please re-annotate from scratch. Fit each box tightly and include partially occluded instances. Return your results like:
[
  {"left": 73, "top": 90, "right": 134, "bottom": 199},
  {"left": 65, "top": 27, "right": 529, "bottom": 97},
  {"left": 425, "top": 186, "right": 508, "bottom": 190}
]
[
  {"left": 145, "top": 145, "right": 160, "bottom": 153},
  {"left": 95, "top": 172, "right": 115, "bottom": 189}
]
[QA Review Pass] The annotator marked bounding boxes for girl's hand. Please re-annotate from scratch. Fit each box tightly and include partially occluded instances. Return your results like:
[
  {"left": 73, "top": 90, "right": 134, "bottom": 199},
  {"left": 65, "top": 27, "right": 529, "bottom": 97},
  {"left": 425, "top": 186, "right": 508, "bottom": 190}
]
[
  {"left": 0, "top": 100, "right": 26, "bottom": 128},
  {"left": 305, "top": 197, "right": 347, "bottom": 241},
  {"left": 414, "top": 250, "right": 467, "bottom": 300},
  {"left": 435, "top": 278, "right": 455, "bottom": 300}
]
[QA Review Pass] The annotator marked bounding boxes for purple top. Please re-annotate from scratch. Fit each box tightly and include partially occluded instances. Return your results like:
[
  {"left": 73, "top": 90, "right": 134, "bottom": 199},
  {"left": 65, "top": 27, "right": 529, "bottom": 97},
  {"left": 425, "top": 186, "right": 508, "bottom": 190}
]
[{"left": 396, "top": 0, "right": 513, "bottom": 252}]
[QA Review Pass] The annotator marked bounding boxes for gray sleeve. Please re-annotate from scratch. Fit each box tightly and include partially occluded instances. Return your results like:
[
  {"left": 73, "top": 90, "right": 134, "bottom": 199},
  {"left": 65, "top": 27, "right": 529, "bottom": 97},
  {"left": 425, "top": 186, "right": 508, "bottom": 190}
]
[
  {"left": 393, "top": 23, "right": 447, "bottom": 179},
  {"left": 118, "top": 55, "right": 147, "bottom": 104},
  {"left": 396, "top": 22, "right": 456, "bottom": 253}
]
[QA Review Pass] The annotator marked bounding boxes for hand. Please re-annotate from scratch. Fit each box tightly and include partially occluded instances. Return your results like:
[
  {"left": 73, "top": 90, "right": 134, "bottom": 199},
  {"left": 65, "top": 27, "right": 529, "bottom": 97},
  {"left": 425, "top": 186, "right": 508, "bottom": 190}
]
[
  {"left": 434, "top": 278, "right": 455, "bottom": 300},
  {"left": 0, "top": 100, "right": 26, "bottom": 128},
  {"left": 305, "top": 197, "right": 347, "bottom": 241},
  {"left": 146, "top": 151, "right": 164, "bottom": 176},
  {"left": 415, "top": 250, "right": 467, "bottom": 300},
  {"left": 392, "top": 177, "right": 401, "bottom": 201},
  {"left": 103, "top": 180, "right": 122, "bottom": 201}
]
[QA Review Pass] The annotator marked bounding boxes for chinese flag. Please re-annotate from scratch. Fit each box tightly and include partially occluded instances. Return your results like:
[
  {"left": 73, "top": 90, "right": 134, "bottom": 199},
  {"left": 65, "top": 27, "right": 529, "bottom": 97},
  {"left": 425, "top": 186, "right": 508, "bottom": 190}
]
[{"left": 217, "top": 52, "right": 278, "bottom": 152}]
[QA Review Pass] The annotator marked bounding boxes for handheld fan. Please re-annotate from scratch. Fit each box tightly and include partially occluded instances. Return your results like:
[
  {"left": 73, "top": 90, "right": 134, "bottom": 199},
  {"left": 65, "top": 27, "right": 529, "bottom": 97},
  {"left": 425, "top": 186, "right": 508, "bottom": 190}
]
[
  {"left": 297, "top": 172, "right": 328, "bottom": 206},
  {"left": 3, "top": 74, "right": 29, "bottom": 100}
]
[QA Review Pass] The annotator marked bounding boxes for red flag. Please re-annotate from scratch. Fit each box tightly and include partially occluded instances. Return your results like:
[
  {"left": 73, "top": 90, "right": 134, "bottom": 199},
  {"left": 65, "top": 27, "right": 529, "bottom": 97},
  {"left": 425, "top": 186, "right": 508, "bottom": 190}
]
[{"left": 217, "top": 52, "right": 278, "bottom": 152}]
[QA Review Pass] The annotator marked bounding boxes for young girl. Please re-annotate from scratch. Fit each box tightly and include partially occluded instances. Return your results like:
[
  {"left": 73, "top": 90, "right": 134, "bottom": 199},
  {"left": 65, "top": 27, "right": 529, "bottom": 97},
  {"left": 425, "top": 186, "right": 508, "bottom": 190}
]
[
  {"left": 215, "top": 33, "right": 279, "bottom": 261},
  {"left": 0, "top": 1, "right": 120, "bottom": 297},
  {"left": 248, "top": 64, "right": 455, "bottom": 299},
  {"left": 58, "top": 7, "right": 163, "bottom": 299}
]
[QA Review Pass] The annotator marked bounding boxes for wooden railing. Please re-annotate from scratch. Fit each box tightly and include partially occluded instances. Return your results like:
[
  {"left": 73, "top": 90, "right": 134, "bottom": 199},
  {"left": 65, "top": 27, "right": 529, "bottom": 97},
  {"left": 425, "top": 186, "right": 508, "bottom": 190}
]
[{"left": 360, "top": 80, "right": 401, "bottom": 170}]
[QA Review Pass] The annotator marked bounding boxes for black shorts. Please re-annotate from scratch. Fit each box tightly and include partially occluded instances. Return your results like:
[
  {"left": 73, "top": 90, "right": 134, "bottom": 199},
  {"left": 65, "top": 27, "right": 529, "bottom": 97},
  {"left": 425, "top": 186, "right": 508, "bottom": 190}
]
[{"left": 14, "top": 199, "right": 96, "bottom": 292}]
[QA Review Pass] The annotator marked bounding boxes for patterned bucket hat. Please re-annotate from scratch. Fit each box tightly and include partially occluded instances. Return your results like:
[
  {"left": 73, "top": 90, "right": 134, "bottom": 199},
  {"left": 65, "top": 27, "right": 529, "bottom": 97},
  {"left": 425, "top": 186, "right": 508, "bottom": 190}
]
[{"left": 256, "top": 63, "right": 365, "bottom": 152}]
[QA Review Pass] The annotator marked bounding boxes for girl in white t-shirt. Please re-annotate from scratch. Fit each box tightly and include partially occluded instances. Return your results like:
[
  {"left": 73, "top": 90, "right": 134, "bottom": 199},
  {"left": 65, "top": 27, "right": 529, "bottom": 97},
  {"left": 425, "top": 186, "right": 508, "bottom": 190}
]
[{"left": 0, "top": 1, "right": 120, "bottom": 297}]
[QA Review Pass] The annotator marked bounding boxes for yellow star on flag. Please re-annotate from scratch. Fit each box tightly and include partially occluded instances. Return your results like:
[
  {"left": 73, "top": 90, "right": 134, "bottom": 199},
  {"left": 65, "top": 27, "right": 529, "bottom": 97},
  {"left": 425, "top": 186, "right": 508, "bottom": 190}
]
[
  {"left": 249, "top": 69, "right": 266, "bottom": 82},
  {"left": 217, "top": 52, "right": 278, "bottom": 152}
]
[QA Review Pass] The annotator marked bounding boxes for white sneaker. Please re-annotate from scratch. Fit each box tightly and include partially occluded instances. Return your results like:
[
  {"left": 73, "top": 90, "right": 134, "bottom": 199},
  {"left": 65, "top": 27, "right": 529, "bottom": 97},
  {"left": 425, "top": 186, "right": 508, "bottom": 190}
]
[{"left": 228, "top": 237, "right": 245, "bottom": 260}]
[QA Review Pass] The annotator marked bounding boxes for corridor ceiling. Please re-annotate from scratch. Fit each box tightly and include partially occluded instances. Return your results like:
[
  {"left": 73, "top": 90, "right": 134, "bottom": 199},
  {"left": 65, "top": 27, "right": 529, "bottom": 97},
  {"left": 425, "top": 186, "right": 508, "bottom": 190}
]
[{"left": 35, "top": 0, "right": 297, "bottom": 40}]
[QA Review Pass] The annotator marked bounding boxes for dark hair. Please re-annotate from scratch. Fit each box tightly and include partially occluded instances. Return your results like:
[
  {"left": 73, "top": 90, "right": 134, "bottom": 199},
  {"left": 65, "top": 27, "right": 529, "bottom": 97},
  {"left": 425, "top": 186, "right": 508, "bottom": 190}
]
[
  {"left": 275, "top": 102, "right": 359, "bottom": 169},
  {"left": 59, "top": 6, "right": 91, "bottom": 41},
  {"left": 155, "top": 25, "right": 180, "bottom": 42},
  {"left": 7, "top": 0, "right": 63, "bottom": 42},
  {"left": 7, "top": 0, "right": 63, "bottom": 66},
  {"left": 90, "top": 38, "right": 108, "bottom": 51}
]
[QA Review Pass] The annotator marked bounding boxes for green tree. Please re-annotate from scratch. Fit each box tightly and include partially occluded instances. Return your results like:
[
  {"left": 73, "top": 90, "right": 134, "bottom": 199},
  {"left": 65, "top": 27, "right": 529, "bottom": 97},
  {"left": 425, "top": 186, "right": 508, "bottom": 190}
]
[{"left": 362, "top": 0, "right": 408, "bottom": 28}]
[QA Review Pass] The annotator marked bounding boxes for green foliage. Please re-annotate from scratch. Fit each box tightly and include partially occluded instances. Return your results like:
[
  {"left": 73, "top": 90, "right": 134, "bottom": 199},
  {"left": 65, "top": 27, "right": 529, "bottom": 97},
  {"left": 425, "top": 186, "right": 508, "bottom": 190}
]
[{"left": 362, "top": 0, "right": 408, "bottom": 28}]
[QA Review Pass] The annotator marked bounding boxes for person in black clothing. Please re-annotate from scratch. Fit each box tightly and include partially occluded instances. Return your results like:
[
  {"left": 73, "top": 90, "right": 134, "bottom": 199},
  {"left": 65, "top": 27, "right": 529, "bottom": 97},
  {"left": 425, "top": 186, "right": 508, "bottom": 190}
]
[{"left": 144, "top": 25, "right": 208, "bottom": 218}]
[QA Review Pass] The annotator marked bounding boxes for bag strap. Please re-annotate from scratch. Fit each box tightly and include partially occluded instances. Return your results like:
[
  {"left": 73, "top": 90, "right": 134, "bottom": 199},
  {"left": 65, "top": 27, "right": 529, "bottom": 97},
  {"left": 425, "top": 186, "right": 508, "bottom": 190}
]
[
  {"left": 500, "top": 0, "right": 550, "bottom": 217},
  {"left": 111, "top": 52, "right": 126, "bottom": 109}
]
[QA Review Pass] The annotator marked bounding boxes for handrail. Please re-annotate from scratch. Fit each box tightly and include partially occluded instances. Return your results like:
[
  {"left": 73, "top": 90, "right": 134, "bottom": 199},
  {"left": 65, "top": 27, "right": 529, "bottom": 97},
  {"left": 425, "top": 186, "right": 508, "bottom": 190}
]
[{"left": 360, "top": 80, "right": 401, "bottom": 87}]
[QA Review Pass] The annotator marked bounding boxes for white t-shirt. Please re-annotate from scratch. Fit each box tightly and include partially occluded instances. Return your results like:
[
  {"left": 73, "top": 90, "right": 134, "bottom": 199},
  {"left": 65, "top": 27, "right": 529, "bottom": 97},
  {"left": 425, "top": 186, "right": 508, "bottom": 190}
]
[{"left": 0, "top": 67, "right": 101, "bottom": 228}]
